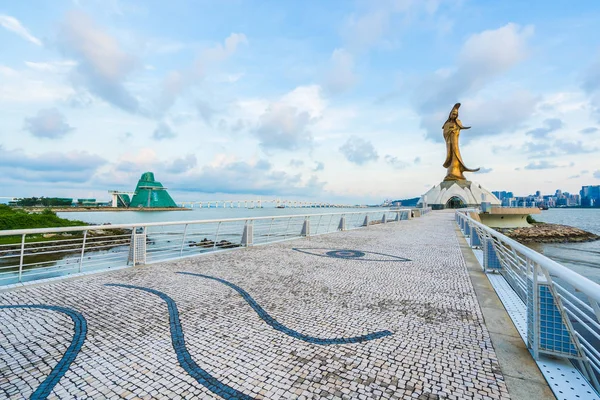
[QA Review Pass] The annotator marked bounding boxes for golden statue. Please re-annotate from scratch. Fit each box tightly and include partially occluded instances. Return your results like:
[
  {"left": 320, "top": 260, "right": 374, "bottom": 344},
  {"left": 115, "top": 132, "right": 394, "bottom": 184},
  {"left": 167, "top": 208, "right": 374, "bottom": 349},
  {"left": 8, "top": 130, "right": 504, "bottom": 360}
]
[{"left": 442, "top": 103, "right": 479, "bottom": 181}]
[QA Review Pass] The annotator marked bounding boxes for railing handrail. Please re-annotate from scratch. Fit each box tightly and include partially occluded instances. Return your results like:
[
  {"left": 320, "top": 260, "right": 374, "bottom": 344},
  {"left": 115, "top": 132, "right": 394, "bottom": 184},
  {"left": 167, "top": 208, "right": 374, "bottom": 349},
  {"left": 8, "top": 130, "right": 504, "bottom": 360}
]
[
  {"left": 0, "top": 209, "right": 413, "bottom": 237},
  {"left": 457, "top": 211, "right": 600, "bottom": 303}
]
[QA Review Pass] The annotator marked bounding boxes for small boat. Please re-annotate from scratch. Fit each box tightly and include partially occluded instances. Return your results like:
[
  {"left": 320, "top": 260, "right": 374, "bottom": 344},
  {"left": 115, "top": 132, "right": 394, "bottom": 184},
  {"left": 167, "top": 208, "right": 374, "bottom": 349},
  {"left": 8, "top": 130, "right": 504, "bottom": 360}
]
[{"left": 276, "top": 205, "right": 285, "bottom": 209}]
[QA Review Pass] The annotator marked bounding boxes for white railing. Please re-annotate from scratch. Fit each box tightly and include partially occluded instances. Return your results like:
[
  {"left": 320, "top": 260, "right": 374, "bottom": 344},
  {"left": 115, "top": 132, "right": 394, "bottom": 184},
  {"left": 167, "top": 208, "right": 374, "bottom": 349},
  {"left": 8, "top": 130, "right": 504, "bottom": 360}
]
[
  {"left": 456, "top": 210, "right": 600, "bottom": 392},
  {"left": 0, "top": 209, "right": 415, "bottom": 287}
]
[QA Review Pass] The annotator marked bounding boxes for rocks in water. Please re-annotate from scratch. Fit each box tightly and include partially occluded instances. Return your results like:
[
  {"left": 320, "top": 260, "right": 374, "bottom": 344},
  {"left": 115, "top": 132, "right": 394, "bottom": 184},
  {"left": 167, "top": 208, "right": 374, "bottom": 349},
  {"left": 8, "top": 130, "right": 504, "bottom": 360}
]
[
  {"left": 189, "top": 238, "right": 240, "bottom": 249},
  {"left": 497, "top": 223, "right": 600, "bottom": 243}
]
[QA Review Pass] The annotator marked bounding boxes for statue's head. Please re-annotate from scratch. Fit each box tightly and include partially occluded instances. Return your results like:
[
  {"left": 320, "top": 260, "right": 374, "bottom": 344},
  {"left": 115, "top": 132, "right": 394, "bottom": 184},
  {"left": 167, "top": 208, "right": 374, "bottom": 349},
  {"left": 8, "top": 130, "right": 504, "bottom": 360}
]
[{"left": 449, "top": 103, "right": 460, "bottom": 120}]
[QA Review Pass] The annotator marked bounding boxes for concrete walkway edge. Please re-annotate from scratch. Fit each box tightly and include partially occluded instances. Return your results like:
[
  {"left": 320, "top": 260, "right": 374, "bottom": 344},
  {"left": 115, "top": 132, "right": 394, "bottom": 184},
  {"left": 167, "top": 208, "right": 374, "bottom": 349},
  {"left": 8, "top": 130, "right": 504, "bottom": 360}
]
[{"left": 456, "top": 226, "right": 556, "bottom": 400}]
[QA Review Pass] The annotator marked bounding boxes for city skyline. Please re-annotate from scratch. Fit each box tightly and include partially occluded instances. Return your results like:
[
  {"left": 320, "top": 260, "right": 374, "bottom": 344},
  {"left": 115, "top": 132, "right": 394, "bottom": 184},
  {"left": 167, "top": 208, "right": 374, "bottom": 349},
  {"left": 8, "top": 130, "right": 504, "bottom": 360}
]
[{"left": 1, "top": 1, "right": 600, "bottom": 203}]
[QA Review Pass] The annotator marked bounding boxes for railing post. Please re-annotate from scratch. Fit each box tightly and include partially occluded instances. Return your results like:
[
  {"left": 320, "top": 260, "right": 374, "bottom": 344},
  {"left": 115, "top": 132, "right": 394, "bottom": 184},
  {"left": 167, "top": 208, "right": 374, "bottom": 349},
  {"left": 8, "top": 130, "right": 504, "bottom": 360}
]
[
  {"left": 363, "top": 215, "right": 369, "bottom": 227},
  {"left": 128, "top": 227, "right": 146, "bottom": 266},
  {"left": 470, "top": 225, "right": 481, "bottom": 247},
  {"left": 79, "top": 230, "right": 88, "bottom": 273},
  {"left": 213, "top": 222, "right": 222, "bottom": 250},
  {"left": 301, "top": 217, "right": 310, "bottom": 237},
  {"left": 530, "top": 262, "right": 540, "bottom": 359},
  {"left": 266, "top": 218, "right": 274, "bottom": 241},
  {"left": 179, "top": 224, "right": 188, "bottom": 256},
  {"left": 381, "top": 214, "right": 387, "bottom": 224},
  {"left": 407, "top": 210, "right": 412, "bottom": 220},
  {"left": 483, "top": 237, "right": 501, "bottom": 272},
  {"left": 241, "top": 221, "right": 253, "bottom": 246},
  {"left": 395, "top": 211, "right": 400, "bottom": 222},
  {"left": 338, "top": 216, "right": 346, "bottom": 231},
  {"left": 18, "top": 233, "right": 25, "bottom": 283}
]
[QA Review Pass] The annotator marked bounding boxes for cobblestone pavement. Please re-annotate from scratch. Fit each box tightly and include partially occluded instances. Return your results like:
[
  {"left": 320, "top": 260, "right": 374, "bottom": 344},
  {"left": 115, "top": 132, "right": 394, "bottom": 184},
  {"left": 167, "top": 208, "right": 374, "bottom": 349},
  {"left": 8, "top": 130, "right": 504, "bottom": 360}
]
[{"left": 0, "top": 211, "right": 510, "bottom": 400}]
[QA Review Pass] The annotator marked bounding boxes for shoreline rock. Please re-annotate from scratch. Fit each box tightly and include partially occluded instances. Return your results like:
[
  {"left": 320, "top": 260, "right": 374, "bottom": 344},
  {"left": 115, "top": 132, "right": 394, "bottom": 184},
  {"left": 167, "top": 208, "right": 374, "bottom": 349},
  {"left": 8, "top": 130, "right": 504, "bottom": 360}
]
[{"left": 497, "top": 223, "right": 600, "bottom": 243}]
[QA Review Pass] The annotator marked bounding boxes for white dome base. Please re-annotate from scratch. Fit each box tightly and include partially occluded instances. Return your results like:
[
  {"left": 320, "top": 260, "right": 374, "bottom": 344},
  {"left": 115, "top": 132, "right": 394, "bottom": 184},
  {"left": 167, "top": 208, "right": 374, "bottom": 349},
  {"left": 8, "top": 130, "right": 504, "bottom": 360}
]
[{"left": 418, "top": 181, "right": 500, "bottom": 209}]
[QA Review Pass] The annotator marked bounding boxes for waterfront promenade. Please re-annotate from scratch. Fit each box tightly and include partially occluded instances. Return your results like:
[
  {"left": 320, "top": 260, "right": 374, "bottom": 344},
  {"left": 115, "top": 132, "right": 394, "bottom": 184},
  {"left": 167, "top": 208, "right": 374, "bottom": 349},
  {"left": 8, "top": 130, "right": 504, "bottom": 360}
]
[{"left": 1, "top": 212, "right": 537, "bottom": 399}]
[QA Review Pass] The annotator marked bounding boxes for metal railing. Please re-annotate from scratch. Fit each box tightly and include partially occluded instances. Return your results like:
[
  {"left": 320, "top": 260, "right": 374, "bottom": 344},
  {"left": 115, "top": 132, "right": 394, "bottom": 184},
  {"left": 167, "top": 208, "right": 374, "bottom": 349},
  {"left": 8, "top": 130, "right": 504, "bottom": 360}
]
[
  {"left": 0, "top": 209, "right": 414, "bottom": 287},
  {"left": 456, "top": 210, "right": 600, "bottom": 392}
]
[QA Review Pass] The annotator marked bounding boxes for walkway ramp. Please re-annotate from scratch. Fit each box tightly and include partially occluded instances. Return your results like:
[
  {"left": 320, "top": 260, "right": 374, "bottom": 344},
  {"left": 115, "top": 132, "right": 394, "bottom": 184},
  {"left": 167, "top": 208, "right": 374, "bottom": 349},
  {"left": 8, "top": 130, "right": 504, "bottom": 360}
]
[{"left": 1, "top": 212, "right": 535, "bottom": 399}]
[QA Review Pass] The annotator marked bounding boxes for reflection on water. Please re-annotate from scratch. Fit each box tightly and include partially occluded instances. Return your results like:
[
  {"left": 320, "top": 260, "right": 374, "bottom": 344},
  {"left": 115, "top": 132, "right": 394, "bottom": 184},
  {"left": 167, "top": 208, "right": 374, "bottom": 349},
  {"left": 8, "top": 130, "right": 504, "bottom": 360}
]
[{"left": 529, "top": 208, "right": 600, "bottom": 284}]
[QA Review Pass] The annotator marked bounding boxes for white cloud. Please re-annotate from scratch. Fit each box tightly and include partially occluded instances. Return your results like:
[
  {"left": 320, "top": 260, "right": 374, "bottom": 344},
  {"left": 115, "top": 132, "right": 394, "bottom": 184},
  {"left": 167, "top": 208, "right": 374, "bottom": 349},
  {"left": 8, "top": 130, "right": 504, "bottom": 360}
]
[
  {"left": 24, "top": 108, "right": 75, "bottom": 139},
  {"left": 152, "top": 121, "right": 176, "bottom": 140},
  {"left": 58, "top": 11, "right": 140, "bottom": 113},
  {"left": 25, "top": 60, "right": 77, "bottom": 73},
  {"left": 415, "top": 23, "right": 535, "bottom": 141},
  {"left": 340, "top": 136, "right": 379, "bottom": 165},
  {"left": 156, "top": 33, "right": 247, "bottom": 115},
  {"left": 324, "top": 48, "right": 357, "bottom": 94},
  {"left": 252, "top": 85, "right": 325, "bottom": 151},
  {"left": 0, "top": 15, "right": 42, "bottom": 46}
]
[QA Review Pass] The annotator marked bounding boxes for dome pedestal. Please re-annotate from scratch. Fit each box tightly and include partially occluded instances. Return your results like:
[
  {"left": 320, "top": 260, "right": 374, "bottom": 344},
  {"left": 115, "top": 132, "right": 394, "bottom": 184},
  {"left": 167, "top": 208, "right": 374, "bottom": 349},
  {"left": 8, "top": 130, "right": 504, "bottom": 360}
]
[{"left": 419, "top": 180, "right": 500, "bottom": 210}]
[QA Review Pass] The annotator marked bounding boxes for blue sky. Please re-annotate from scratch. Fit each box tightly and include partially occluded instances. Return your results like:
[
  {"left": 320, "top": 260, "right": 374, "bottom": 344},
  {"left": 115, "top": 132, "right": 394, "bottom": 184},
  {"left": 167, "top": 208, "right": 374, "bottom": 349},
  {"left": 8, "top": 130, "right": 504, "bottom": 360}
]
[{"left": 1, "top": 0, "right": 600, "bottom": 204}]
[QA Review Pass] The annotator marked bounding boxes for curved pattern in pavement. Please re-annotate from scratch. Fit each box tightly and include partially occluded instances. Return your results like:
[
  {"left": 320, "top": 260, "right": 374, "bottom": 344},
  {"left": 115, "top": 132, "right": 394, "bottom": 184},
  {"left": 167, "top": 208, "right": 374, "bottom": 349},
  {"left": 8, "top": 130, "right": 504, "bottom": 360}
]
[
  {"left": 292, "top": 248, "right": 411, "bottom": 262},
  {"left": 105, "top": 283, "right": 254, "bottom": 400},
  {"left": 0, "top": 304, "right": 87, "bottom": 400},
  {"left": 177, "top": 272, "right": 393, "bottom": 345}
]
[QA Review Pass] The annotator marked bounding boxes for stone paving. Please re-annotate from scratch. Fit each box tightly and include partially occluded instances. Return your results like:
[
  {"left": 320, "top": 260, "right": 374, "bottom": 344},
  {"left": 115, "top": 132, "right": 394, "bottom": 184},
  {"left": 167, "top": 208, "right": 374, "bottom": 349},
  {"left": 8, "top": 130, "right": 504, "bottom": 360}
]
[{"left": 0, "top": 211, "right": 510, "bottom": 400}]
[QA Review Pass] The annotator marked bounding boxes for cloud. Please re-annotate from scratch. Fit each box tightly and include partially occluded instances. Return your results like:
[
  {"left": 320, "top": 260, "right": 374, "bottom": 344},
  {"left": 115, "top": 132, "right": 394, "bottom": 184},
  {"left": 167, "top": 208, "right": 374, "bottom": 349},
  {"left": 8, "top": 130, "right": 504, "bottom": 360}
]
[
  {"left": 524, "top": 160, "right": 559, "bottom": 170},
  {"left": 152, "top": 122, "right": 176, "bottom": 140},
  {"left": 197, "top": 100, "right": 217, "bottom": 124},
  {"left": 341, "top": 1, "right": 444, "bottom": 51},
  {"left": 477, "top": 167, "right": 493, "bottom": 174},
  {"left": 24, "top": 108, "right": 74, "bottom": 139},
  {"left": 384, "top": 155, "right": 409, "bottom": 169},
  {"left": 324, "top": 48, "right": 357, "bottom": 94},
  {"left": 202, "top": 33, "right": 248, "bottom": 63},
  {"left": 594, "top": 170, "right": 600, "bottom": 179},
  {"left": 289, "top": 159, "right": 304, "bottom": 167},
  {"left": 340, "top": 136, "right": 379, "bottom": 165},
  {"left": 554, "top": 140, "right": 598, "bottom": 154},
  {"left": 580, "top": 127, "right": 598, "bottom": 134},
  {"left": 252, "top": 85, "right": 324, "bottom": 151},
  {"left": 165, "top": 154, "right": 197, "bottom": 173},
  {"left": 583, "top": 57, "right": 600, "bottom": 122},
  {"left": 172, "top": 159, "right": 326, "bottom": 196},
  {"left": 421, "top": 91, "right": 539, "bottom": 143},
  {"left": 314, "top": 161, "right": 325, "bottom": 171},
  {"left": 0, "top": 15, "right": 42, "bottom": 46},
  {"left": 25, "top": 60, "right": 77, "bottom": 73},
  {"left": 58, "top": 11, "right": 140, "bottom": 113},
  {"left": 414, "top": 156, "right": 421, "bottom": 164},
  {"left": 524, "top": 140, "right": 597, "bottom": 158},
  {"left": 254, "top": 104, "right": 312, "bottom": 151},
  {"left": 415, "top": 23, "right": 534, "bottom": 141},
  {"left": 156, "top": 33, "right": 247, "bottom": 115},
  {"left": 0, "top": 146, "right": 106, "bottom": 183},
  {"left": 526, "top": 118, "right": 564, "bottom": 138}
]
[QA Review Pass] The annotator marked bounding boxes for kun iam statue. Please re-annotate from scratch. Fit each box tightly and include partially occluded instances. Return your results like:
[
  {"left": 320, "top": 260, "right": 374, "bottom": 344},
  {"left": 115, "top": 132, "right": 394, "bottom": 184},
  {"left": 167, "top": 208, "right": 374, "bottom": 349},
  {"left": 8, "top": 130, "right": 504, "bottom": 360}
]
[{"left": 442, "top": 103, "right": 480, "bottom": 181}]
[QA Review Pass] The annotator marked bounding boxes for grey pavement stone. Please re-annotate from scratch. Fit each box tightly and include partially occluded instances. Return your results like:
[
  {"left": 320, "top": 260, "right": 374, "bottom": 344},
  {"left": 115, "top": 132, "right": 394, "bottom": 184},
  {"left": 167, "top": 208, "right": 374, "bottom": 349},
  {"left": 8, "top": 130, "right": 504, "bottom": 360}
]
[{"left": 1, "top": 211, "right": 510, "bottom": 399}]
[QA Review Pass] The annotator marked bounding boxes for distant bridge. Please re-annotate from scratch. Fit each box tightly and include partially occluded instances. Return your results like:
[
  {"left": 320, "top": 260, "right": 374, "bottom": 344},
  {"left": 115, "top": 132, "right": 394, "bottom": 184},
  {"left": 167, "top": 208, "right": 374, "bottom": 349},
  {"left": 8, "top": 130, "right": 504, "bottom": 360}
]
[
  {"left": 1, "top": 196, "right": 367, "bottom": 209},
  {"left": 177, "top": 199, "right": 365, "bottom": 209}
]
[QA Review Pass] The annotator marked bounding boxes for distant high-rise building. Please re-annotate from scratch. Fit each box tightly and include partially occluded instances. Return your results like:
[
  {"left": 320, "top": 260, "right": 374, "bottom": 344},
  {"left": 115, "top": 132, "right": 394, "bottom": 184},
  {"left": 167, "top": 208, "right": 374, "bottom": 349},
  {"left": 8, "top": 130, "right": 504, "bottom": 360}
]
[{"left": 580, "top": 185, "right": 600, "bottom": 207}]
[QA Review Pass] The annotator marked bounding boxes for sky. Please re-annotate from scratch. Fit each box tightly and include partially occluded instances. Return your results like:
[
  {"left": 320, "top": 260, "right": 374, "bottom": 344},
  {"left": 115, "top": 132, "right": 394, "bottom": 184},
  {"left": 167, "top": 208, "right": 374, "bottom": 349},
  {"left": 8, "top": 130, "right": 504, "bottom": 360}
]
[{"left": 1, "top": 0, "right": 600, "bottom": 204}]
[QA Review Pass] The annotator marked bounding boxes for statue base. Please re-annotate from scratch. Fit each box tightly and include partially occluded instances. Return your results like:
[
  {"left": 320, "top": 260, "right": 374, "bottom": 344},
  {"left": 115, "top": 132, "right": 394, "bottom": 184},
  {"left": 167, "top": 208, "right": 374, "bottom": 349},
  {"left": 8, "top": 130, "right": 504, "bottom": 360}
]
[{"left": 418, "top": 180, "right": 500, "bottom": 210}]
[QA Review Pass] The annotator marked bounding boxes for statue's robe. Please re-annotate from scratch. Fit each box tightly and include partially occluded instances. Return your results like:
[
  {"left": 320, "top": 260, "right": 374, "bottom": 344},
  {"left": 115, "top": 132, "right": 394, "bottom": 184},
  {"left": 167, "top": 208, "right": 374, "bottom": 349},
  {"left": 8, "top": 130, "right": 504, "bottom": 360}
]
[{"left": 442, "top": 119, "right": 479, "bottom": 181}]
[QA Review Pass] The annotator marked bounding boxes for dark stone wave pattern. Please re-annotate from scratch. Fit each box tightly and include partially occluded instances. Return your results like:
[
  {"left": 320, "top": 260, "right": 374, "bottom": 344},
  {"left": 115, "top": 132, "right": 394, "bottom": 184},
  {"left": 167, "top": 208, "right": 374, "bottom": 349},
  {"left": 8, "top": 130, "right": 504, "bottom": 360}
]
[
  {"left": 292, "top": 248, "right": 411, "bottom": 262},
  {"left": 177, "top": 272, "right": 393, "bottom": 345},
  {"left": 0, "top": 304, "right": 87, "bottom": 400},
  {"left": 104, "top": 283, "right": 254, "bottom": 400}
]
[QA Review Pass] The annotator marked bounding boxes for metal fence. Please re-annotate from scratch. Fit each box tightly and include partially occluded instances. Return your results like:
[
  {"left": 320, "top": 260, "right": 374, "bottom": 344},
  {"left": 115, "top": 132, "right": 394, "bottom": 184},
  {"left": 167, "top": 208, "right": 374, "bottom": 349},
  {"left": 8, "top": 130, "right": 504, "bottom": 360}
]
[
  {"left": 456, "top": 210, "right": 600, "bottom": 392},
  {"left": 0, "top": 209, "right": 414, "bottom": 287}
]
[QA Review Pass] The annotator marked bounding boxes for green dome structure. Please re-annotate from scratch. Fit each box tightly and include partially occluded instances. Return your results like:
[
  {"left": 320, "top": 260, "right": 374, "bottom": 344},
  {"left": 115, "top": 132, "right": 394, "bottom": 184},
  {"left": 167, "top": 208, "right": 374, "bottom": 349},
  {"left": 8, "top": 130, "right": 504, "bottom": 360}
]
[{"left": 128, "top": 172, "right": 178, "bottom": 208}]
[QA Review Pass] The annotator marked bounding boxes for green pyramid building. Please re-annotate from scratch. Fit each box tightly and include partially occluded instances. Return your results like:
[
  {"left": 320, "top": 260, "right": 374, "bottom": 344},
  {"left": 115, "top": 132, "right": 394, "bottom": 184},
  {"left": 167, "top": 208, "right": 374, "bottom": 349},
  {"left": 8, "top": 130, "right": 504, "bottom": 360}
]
[{"left": 128, "top": 172, "right": 178, "bottom": 208}]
